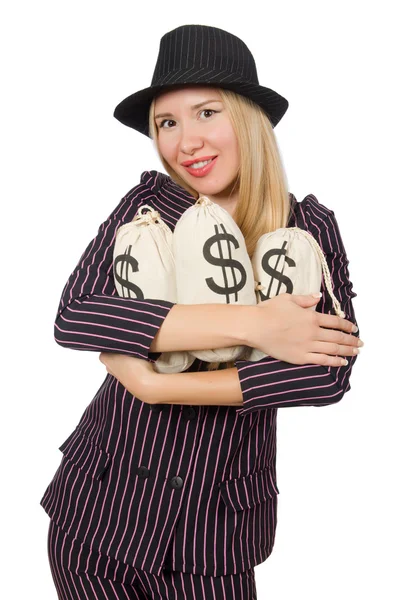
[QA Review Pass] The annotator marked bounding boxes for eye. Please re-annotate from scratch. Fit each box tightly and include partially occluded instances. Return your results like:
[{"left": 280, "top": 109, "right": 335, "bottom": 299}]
[
  {"left": 159, "top": 119, "right": 176, "bottom": 129},
  {"left": 158, "top": 109, "right": 218, "bottom": 129},
  {"left": 199, "top": 109, "right": 218, "bottom": 119}
]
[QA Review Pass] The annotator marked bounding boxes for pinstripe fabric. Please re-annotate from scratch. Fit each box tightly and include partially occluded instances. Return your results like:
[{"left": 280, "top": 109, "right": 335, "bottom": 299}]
[
  {"left": 40, "top": 170, "right": 359, "bottom": 579},
  {"left": 47, "top": 519, "right": 257, "bottom": 599},
  {"left": 152, "top": 26, "right": 259, "bottom": 85},
  {"left": 113, "top": 25, "right": 289, "bottom": 135}
]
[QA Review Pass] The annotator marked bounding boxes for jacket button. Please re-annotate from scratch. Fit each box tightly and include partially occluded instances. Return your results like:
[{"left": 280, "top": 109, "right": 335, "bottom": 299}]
[
  {"left": 182, "top": 406, "right": 196, "bottom": 420},
  {"left": 137, "top": 466, "right": 150, "bottom": 478},
  {"left": 170, "top": 476, "right": 183, "bottom": 490}
]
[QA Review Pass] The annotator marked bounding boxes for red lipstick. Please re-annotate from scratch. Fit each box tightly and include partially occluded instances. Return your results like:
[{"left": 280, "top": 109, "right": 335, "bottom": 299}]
[
  {"left": 181, "top": 155, "right": 217, "bottom": 166},
  {"left": 182, "top": 156, "right": 218, "bottom": 177}
]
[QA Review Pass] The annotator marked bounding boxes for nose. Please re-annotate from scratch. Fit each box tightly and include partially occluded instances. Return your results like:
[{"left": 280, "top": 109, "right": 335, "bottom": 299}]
[{"left": 179, "top": 123, "right": 204, "bottom": 156}]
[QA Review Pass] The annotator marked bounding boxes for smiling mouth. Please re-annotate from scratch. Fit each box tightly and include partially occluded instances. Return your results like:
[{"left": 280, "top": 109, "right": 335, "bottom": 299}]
[
  {"left": 188, "top": 158, "right": 215, "bottom": 169},
  {"left": 182, "top": 156, "right": 218, "bottom": 176},
  {"left": 181, "top": 155, "right": 218, "bottom": 167}
]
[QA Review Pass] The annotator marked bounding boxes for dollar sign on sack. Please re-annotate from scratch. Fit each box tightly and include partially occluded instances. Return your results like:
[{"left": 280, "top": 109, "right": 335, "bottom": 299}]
[
  {"left": 257, "top": 241, "right": 295, "bottom": 301},
  {"left": 113, "top": 245, "right": 144, "bottom": 299},
  {"left": 203, "top": 224, "right": 247, "bottom": 303}
]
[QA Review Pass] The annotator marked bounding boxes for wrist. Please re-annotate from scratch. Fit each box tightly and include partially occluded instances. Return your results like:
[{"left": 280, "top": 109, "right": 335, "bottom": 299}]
[
  {"left": 235, "top": 305, "right": 259, "bottom": 347},
  {"left": 139, "top": 370, "right": 162, "bottom": 404}
]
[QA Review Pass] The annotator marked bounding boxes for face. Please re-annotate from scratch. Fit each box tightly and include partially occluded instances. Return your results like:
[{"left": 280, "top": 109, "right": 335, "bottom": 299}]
[{"left": 154, "top": 86, "right": 240, "bottom": 205}]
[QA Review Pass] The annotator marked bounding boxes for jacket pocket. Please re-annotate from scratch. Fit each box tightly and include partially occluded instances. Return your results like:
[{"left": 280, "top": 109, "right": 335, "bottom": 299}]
[
  {"left": 218, "top": 467, "right": 279, "bottom": 512},
  {"left": 58, "top": 427, "right": 112, "bottom": 481}
]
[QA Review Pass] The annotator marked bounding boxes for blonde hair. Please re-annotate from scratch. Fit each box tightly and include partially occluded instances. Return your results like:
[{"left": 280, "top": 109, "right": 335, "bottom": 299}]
[{"left": 148, "top": 86, "right": 292, "bottom": 371}]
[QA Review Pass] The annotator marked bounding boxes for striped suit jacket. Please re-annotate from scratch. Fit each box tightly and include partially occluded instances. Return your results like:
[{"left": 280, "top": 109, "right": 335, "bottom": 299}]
[{"left": 40, "top": 170, "right": 359, "bottom": 577}]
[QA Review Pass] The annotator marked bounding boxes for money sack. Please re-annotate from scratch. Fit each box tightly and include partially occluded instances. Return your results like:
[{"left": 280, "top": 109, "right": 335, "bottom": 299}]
[
  {"left": 173, "top": 195, "right": 257, "bottom": 362},
  {"left": 113, "top": 205, "right": 195, "bottom": 374},
  {"left": 242, "top": 226, "right": 346, "bottom": 362}
]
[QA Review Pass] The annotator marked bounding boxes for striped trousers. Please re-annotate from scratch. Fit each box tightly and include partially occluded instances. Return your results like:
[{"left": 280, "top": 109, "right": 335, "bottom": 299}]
[{"left": 47, "top": 519, "right": 258, "bottom": 599}]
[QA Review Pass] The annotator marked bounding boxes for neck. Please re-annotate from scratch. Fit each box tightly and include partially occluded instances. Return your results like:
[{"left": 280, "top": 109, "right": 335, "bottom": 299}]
[{"left": 200, "top": 179, "right": 239, "bottom": 219}]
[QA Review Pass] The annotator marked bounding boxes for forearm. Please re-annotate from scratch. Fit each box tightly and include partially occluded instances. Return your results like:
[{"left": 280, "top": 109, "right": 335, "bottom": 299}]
[
  {"left": 149, "top": 303, "right": 255, "bottom": 353},
  {"left": 233, "top": 205, "right": 360, "bottom": 417},
  {"left": 145, "top": 368, "right": 244, "bottom": 407},
  {"left": 54, "top": 183, "right": 178, "bottom": 359},
  {"left": 56, "top": 296, "right": 175, "bottom": 358}
]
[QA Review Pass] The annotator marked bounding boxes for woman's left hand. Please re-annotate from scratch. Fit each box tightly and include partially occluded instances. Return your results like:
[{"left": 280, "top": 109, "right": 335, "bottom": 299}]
[{"left": 99, "top": 353, "right": 157, "bottom": 403}]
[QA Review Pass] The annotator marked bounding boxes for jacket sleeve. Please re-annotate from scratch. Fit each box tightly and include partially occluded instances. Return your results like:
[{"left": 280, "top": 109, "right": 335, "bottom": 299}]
[
  {"left": 234, "top": 197, "right": 360, "bottom": 416},
  {"left": 54, "top": 182, "right": 174, "bottom": 360}
]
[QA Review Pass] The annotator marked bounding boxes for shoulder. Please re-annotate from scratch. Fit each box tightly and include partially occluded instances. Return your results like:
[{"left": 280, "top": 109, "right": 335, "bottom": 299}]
[
  {"left": 118, "top": 170, "right": 195, "bottom": 210},
  {"left": 289, "top": 192, "right": 337, "bottom": 233},
  {"left": 124, "top": 170, "right": 193, "bottom": 199},
  {"left": 103, "top": 170, "right": 196, "bottom": 228},
  {"left": 117, "top": 170, "right": 168, "bottom": 204},
  {"left": 104, "top": 170, "right": 195, "bottom": 226},
  {"left": 289, "top": 192, "right": 350, "bottom": 256}
]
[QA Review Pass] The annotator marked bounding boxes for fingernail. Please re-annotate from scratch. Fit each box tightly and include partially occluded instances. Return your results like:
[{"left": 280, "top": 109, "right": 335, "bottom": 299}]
[
  {"left": 312, "top": 292, "right": 322, "bottom": 298},
  {"left": 352, "top": 325, "right": 358, "bottom": 333},
  {"left": 357, "top": 340, "right": 364, "bottom": 347}
]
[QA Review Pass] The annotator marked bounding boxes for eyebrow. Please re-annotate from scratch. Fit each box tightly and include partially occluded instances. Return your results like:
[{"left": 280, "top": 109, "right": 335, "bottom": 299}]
[{"left": 154, "top": 99, "right": 221, "bottom": 119}]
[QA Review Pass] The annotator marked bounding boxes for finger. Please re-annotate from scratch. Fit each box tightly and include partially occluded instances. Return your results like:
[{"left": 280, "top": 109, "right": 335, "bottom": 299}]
[
  {"left": 305, "top": 353, "right": 349, "bottom": 368},
  {"left": 309, "top": 341, "right": 360, "bottom": 357},
  {"left": 315, "top": 328, "right": 362, "bottom": 348},
  {"left": 317, "top": 313, "right": 358, "bottom": 334},
  {"left": 285, "top": 293, "right": 321, "bottom": 308}
]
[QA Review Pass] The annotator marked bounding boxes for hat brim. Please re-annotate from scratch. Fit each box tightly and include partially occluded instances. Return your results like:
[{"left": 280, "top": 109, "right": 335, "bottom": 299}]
[{"left": 113, "top": 76, "right": 288, "bottom": 137}]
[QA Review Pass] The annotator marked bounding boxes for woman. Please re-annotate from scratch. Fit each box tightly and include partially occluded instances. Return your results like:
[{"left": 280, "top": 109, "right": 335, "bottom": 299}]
[{"left": 41, "top": 24, "right": 362, "bottom": 600}]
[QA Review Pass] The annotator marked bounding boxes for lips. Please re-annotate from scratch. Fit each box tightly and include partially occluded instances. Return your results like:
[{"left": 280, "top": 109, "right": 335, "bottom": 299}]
[
  {"left": 181, "top": 155, "right": 218, "bottom": 167},
  {"left": 182, "top": 156, "right": 218, "bottom": 177}
]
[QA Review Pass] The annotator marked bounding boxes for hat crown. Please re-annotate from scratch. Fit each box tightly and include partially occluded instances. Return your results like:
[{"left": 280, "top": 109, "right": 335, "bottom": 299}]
[
  {"left": 113, "top": 24, "right": 289, "bottom": 136},
  {"left": 151, "top": 24, "right": 259, "bottom": 87}
]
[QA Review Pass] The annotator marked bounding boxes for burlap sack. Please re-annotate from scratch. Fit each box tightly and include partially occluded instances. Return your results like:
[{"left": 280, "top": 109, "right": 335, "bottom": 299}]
[
  {"left": 172, "top": 196, "right": 257, "bottom": 362},
  {"left": 242, "top": 227, "right": 346, "bottom": 361},
  {"left": 113, "top": 205, "right": 195, "bottom": 373}
]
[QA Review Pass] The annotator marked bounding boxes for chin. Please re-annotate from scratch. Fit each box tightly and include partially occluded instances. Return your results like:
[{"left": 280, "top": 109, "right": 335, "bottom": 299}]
[
  {"left": 196, "top": 186, "right": 222, "bottom": 195},
  {"left": 201, "top": 186, "right": 233, "bottom": 198},
  {"left": 196, "top": 179, "right": 230, "bottom": 193}
]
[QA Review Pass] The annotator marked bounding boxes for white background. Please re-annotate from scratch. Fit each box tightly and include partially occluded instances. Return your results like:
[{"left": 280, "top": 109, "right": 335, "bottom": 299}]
[{"left": 1, "top": 1, "right": 395, "bottom": 598}]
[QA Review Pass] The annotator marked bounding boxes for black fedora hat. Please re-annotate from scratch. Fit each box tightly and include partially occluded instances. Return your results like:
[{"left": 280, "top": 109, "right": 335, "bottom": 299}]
[{"left": 113, "top": 24, "right": 289, "bottom": 137}]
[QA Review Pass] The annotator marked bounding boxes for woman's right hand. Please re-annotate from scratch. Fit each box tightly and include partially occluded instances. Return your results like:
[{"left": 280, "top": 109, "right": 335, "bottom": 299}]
[{"left": 249, "top": 293, "right": 362, "bottom": 367}]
